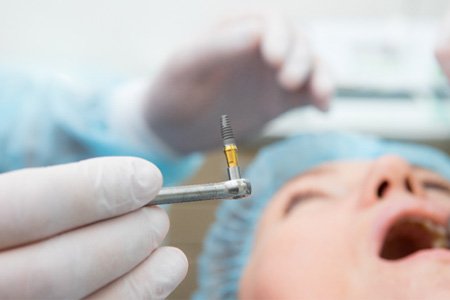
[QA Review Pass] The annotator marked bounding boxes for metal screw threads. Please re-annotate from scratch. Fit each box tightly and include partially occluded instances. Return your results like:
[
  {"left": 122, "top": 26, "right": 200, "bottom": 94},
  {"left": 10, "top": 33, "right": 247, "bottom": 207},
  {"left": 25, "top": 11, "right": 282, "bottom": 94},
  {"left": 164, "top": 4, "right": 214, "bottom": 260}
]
[
  {"left": 221, "top": 115, "right": 236, "bottom": 146},
  {"left": 221, "top": 115, "right": 241, "bottom": 180}
]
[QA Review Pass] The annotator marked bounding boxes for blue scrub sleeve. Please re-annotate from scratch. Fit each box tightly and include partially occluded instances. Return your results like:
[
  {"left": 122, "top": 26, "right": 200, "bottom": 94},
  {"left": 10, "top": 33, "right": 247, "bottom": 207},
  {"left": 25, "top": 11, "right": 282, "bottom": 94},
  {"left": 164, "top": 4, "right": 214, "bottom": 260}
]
[{"left": 0, "top": 67, "right": 202, "bottom": 186}]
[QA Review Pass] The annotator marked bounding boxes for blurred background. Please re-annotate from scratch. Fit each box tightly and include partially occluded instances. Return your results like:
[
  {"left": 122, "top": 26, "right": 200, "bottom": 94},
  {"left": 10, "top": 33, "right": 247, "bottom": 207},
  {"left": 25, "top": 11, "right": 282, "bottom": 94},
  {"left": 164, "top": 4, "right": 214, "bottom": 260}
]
[
  {"left": 1, "top": 0, "right": 449, "bottom": 298},
  {"left": 1, "top": 0, "right": 449, "bottom": 141}
]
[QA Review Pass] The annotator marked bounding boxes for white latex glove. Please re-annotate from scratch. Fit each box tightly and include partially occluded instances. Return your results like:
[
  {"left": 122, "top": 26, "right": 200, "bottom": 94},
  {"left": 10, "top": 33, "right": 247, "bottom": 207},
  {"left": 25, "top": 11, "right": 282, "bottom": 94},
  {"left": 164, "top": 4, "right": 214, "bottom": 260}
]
[
  {"left": 436, "top": 9, "right": 450, "bottom": 80},
  {"left": 0, "top": 157, "right": 187, "bottom": 299},
  {"left": 145, "top": 12, "right": 334, "bottom": 154}
]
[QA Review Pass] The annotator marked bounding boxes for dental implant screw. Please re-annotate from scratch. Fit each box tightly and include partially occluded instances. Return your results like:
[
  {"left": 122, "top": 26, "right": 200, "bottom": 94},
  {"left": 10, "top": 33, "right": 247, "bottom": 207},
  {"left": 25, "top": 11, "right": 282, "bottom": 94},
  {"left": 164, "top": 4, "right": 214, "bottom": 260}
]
[
  {"left": 221, "top": 114, "right": 236, "bottom": 146},
  {"left": 221, "top": 115, "right": 241, "bottom": 180}
]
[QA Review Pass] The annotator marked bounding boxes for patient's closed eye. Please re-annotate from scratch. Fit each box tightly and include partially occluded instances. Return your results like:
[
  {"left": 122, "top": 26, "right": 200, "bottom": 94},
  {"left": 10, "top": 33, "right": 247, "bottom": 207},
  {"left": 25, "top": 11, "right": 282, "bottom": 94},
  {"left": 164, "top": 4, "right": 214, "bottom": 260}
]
[
  {"left": 285, "top": 190, "right": 327, "bottom": 215},
  {"left": 423, "top": 180, "right": 450, "bottom": 196}
]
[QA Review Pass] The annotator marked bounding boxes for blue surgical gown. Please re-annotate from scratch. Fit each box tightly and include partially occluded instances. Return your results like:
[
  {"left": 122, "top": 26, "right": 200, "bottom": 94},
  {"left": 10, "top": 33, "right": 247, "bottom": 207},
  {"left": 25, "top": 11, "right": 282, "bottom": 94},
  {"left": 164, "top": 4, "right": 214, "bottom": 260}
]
[{"left": 0, "top": 67, "right": 202, "bottom": 186}]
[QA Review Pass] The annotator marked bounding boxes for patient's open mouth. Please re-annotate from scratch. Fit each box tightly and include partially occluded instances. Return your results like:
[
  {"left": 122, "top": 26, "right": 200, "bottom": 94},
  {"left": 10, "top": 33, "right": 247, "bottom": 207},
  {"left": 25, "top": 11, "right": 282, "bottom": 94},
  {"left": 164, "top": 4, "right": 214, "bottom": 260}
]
[{"left": 380, "top": 216, "right": 449, "bottom": 260}]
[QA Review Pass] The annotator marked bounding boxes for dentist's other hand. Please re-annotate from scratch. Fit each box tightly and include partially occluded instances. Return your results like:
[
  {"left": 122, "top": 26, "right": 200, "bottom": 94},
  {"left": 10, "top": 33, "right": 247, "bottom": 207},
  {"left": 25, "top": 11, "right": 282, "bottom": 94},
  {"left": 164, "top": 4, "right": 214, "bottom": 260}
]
[
  {"left": 0, "top": 157, "right": 187, "bottom": 299},
  {"left": 146, "top": 12, "right": 334, "bottom": 153}
]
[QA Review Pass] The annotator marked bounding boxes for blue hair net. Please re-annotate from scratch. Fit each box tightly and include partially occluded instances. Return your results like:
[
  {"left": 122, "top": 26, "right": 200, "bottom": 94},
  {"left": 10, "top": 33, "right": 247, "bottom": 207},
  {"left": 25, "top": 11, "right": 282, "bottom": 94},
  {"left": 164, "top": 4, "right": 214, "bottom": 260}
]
[
  {"left": 0, "top": 66, "right": 201, "bottom": 186},
  {"left": 194, "top": 132, "right": 450, "bottom": 299}
]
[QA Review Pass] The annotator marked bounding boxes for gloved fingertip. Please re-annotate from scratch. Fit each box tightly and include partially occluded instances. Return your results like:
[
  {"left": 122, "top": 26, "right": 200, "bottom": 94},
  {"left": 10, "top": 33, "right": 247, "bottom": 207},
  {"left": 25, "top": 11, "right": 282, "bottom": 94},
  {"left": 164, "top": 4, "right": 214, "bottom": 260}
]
[
  {"left": 141, "top": 207, "right": 170, "bottom": 246},
  {"left": 261, "top": 43, "right": 285, "bottom": 68},
  {"left": 435, "top": 14, "right": 450, "bottom": 79},
  {"left": 278, "top": 63, "right": 310, "bottom": 91},
  {"left": 158, "top": 247, "right": 189, "bottom": 278},
  {"left": 309, "top": 89, "right": 333, "bottom": 113},
  {"left": 313, "top": 87, "right": 334, "bottom": 112},
  {"left": 131, "top": 158, "right": 163, "bottom": 205},
  {"left": 276, "top": 31, "right": 312, "bottom": 91},
  {"left": 310, "top": 64, "right": 335, "bottom": 111},
  {"left": 147, "top": 247, "right": 189, "bottom": 299},
  {"left": 261, "top": 13, "right": 291, "bottom": 68},
  {"left": 84, "top": 245, "right": 187, "bottom": 299},
  {"left": 435, "top": 38, "right": 450, "bottom": 59},
  {"left": 316, "top": 98, "right": 331, "bottom": 112}
]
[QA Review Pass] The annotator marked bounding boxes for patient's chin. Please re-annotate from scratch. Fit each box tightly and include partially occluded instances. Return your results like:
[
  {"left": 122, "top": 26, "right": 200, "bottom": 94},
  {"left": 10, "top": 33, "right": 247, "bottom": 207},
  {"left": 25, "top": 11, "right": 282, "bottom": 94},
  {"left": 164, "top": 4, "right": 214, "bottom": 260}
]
[
  {"left": 365, "top": 260, "right": 450, "bottom": 300},
  {"left": 387, "top": 277, "right": 450, "bottom": 300}
]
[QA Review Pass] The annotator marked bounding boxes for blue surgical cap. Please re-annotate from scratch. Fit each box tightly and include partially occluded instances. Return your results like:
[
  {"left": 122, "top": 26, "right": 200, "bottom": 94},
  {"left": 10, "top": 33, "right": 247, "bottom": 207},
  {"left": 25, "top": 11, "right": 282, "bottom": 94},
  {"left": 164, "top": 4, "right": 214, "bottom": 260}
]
[{"left": 194, "top": 132, "right": 450, "bottom": 299}]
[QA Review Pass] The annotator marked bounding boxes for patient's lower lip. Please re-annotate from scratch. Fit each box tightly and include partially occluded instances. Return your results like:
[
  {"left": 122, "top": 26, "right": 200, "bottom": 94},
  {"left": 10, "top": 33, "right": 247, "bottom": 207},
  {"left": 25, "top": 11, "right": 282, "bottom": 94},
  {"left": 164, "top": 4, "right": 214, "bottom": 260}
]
[{"left": 392, "top": 248, "right": 450, "bottom": 264}]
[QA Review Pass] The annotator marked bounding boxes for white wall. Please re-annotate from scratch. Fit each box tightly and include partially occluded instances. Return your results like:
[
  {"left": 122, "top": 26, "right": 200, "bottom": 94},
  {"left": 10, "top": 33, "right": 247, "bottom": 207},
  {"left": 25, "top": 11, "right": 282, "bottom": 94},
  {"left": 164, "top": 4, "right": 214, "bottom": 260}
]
[{"left": 0, "top": 0, "right": 448, "bottom": 75}]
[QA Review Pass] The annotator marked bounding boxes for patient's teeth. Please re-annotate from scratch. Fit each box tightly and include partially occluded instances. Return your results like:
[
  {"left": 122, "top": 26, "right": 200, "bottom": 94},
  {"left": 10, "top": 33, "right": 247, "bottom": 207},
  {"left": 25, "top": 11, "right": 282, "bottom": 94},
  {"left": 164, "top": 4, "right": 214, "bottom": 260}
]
[
  {"left": 405, "top": 217, "right": 447, "bottom": 248},
  {"left": 423, "top": 219, "right": 446, "bottom": 236},
  {"left": 434, "top": 237, "right": 447, "bottom": 248},
  {"left": 447, "top": 219, "right": 450, "bottom": 249}
]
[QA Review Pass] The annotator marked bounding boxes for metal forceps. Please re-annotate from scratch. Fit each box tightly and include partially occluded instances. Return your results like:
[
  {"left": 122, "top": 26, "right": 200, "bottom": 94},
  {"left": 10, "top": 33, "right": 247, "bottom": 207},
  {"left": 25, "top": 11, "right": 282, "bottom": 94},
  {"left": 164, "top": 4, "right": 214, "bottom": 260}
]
[{"left": 148, "top": 115, "right": 252, "bottom": 206}]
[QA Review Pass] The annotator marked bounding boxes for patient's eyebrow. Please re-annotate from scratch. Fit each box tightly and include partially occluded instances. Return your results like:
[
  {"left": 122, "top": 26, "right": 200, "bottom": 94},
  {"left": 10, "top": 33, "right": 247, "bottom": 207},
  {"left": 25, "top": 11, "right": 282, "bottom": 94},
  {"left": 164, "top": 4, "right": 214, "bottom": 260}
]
[{"left": 289, "top": 165, "right": 336, "bottom": 182}]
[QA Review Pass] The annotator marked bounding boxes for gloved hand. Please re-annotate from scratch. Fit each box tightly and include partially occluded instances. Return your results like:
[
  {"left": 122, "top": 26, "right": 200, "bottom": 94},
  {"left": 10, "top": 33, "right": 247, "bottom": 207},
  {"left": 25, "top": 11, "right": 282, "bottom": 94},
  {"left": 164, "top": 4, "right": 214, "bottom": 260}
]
[
  {"left": 144, "top": 12, "right": 334, "bottom": 154},
  {"left": 0, "top": 157, "right": 187, "bottom": 299},
  {"left": 436, "top": 9, "right": 450, "bottom": 80}
]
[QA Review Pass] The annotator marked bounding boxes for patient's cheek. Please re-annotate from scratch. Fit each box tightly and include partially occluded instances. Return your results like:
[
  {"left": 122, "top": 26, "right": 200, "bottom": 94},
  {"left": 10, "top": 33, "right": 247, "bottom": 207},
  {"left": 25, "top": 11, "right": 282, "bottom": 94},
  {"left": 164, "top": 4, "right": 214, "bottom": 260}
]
[
  {"left": 239, "top": 203, "right": 361, "bottom": 298},
  {"left": 239, "top": 230, "right": 340, "bottom": 299},
  {"left": 240, "top": 252, "right": 348, "bottom": 299},
  {"left": 239, "top": 257, "right": 291, "bottom": 299}
]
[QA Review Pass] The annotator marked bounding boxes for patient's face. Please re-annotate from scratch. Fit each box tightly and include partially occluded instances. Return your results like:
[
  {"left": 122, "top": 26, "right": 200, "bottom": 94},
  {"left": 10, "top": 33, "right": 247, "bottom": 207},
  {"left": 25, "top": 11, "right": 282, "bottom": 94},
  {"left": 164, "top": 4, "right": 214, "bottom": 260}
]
[{"left": 240, "top": 155, "right": 450, "bottom": 299}]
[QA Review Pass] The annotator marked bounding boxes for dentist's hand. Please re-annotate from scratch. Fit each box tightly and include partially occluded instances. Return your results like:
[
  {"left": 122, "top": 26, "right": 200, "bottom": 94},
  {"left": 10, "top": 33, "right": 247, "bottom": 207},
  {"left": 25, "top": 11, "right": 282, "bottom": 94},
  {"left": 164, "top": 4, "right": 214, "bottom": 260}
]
[
  {"left": 436, "top": 10, "right": 450, "bottom": 80},
  {"left": 145, "top": 12, "right": 334, "bottom": 154},
  {"left": 0, "top": 157, "right": 187, "bottom": 299}
]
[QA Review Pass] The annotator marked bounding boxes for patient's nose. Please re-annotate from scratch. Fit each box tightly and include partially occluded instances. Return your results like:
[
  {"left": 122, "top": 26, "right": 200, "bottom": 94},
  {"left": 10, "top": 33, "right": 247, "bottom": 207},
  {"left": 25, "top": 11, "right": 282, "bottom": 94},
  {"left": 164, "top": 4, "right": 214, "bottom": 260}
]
[{"left": 361, "top": 155, "right": 424, "bottom": 203}]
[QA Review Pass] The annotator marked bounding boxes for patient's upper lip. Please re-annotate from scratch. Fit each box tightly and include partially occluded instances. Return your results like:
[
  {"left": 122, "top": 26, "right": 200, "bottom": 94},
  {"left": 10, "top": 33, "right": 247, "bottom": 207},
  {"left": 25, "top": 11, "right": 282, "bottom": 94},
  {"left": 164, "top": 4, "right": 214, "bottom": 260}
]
[{"left": 371, "top": 198, "right": 449, "bottom": 257}]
